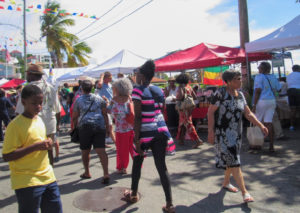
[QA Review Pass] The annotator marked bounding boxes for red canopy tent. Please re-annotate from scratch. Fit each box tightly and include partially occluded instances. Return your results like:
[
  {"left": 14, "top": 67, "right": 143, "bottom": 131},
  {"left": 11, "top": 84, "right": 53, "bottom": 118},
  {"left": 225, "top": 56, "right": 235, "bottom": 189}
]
[
  {"left": 0, "top": 79, "right": 25, "bottom": 89},
  {"left": 155, "top": 43, "right": 272, "bottom": 72}
]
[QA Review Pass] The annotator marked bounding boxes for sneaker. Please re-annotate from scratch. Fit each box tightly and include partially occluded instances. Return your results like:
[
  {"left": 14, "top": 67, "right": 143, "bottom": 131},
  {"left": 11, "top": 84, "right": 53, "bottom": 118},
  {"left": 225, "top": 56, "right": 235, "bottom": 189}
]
[{"left": 289, "top": 126, "right": 295, "bottom": 131}]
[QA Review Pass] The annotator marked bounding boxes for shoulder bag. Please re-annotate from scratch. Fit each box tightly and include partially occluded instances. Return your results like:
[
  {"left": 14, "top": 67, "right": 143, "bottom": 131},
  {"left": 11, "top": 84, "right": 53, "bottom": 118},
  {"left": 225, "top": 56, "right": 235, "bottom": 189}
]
[
  {"left": 70, "top": 99, "right": 95, "bottom": 143},
  {"left": 176, "top": 87, "right": 195, "bottom": 111}
]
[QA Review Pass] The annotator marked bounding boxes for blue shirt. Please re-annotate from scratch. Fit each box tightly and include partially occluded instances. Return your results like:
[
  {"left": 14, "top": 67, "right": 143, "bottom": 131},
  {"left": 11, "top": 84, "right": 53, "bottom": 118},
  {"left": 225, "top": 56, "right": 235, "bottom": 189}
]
[
  {"left": 73, "top": 94, "right": 106, "bottom": 129},
  {"left": 98, "top": 83, "right": 113, "bottom": 101},
  {"left": 0, "top": 97, "right": 13, "bottom": 116},
  {"left": 254, "top": 74, "right": 281, "bottom": 100}
]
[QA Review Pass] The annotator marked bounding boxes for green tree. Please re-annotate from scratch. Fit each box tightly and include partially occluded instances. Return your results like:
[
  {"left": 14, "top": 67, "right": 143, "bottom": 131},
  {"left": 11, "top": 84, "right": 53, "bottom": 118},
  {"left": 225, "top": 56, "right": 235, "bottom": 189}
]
[
  {"left": 41, "top": 0, "right": 91, "bottom": 67},
  {"left": 67, "top": 42, "right": 92, "bottom": 67}
]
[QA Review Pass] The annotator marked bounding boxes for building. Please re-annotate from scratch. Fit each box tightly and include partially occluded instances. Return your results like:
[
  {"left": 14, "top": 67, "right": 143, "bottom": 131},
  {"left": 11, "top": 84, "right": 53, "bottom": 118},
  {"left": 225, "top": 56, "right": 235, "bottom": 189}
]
[
  {"left": 0, "top": 49, "right": 7, "bottom": 61},
  {"left": 10, "top": 50, "right": 22, "bottom": 59},
  {"left": 27, "top": 54, "right": 51, "bottom": 69},
  {"left": 0, "top": 63, "right": 16, "bottom": 78}
]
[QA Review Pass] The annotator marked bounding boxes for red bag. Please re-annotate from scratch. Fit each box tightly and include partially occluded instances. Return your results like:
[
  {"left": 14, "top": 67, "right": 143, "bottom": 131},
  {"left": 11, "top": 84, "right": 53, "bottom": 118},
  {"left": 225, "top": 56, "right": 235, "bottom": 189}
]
[{"left": 125, "top": 99, "right": 135, "bottom": 125}]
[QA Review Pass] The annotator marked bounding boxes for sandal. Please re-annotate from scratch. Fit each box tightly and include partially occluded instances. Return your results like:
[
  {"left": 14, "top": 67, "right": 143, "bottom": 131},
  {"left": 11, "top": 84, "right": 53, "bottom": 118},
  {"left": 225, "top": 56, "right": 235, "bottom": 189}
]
[
  {"left": 123, "top": 189, "right": 140, "bottom": 203},
  {"left": 223, "top": 183, "right": 239, "bottom": 193},
  {"left": 101, "top": 177, "right": 110, "bottom": 184},
  {"left": 243, "top": 193, "right": 254, "bottom": 203},
  {"left": 162, "top": 205, "right": 175, "bottom": 213},
  {"left": 80, "top": 174, "right": 91, "bottom": 179},
  {"left": 192, "top": 140, "right": 203, "bottom": 149}
]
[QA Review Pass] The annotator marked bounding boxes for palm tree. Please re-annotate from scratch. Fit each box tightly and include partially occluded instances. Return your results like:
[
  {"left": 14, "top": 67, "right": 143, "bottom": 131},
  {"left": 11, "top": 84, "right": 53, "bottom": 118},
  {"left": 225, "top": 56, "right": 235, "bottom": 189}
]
[
  {"left": 67, "top": 42, "right": 92, "bottom": 67},
  {"left": 41, "top": 1, "right": 91, "bottom": 67}
]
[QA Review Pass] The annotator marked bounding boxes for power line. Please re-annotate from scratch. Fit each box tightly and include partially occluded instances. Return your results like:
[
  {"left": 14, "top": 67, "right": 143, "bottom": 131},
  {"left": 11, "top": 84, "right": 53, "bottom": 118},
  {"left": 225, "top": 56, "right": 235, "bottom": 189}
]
[
  {"left": 75, "top": 0, "right": 124, "bottom": 35},
  {"left": 77, "top": 0, "right": 153, "bottom": 44},
  {"left": 77, "top": 0, "right": 141, "bottom": 37}
]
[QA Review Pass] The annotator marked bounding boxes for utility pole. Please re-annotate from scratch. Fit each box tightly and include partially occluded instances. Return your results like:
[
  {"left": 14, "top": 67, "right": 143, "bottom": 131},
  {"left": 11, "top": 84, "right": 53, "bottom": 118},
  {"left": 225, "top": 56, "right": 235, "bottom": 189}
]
[
  {"left": 23, "top": 0, "right": 27, "bottom": 74},
  {"left": 238, "top": 0, "right": 251, "bottom": 91}
]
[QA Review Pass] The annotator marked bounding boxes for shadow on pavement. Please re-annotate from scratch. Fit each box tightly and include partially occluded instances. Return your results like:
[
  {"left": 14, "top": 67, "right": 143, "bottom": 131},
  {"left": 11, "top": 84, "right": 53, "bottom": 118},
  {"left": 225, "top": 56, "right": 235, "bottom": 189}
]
[{"left": 175, "top": 189, "right": 251, "bottom": 213}]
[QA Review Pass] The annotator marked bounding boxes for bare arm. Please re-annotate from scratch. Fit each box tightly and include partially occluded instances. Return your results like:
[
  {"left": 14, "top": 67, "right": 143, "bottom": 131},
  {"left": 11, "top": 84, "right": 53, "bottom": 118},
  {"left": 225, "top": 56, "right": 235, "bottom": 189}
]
[
  {"left": 244, "top": 105, "right": 268, "bottom": 136},
  {"left": 97, "top": 73, "right": 104, "bottom": 89},
  {"left": 72, "top": 110, "right": 79, "bottom": 130},
  {"left": 101, "top": 106, "right": 110, "bottom": 136},
  {"left": 3, "top": 139, "right": 53, "bottom": 162},
  {"left": 164, "top": 87, "right": 170, "bottom": 97},
  {"left": 176, "top": 86, "right": 184, "bottom": 101},
  {"left": 252, "top": 88, "right": 262, "bottom": 113},
  {"left": 207, "top": 104, "right": 218, "bottom": 144}
]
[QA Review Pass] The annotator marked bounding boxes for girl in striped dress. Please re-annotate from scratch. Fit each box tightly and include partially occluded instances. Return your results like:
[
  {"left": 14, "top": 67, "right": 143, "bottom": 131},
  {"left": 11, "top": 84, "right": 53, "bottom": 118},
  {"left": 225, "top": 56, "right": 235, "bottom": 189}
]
[{"left": 123, "top": 60, "right": 175, "bottom": 213}]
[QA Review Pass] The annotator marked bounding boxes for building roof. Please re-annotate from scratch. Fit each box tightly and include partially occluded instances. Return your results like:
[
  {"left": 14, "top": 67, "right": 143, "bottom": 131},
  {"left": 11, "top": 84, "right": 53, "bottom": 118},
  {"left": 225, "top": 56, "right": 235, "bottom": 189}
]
[{"left": 11, "top": 50, "right": 22, "bottom": 54}]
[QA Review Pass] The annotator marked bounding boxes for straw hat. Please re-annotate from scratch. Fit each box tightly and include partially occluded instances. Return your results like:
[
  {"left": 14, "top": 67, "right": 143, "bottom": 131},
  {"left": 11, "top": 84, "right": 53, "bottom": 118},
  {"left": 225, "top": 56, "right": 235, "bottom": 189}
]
[{"left": 26, "top": 64, "right": 44, "bottom": 75}]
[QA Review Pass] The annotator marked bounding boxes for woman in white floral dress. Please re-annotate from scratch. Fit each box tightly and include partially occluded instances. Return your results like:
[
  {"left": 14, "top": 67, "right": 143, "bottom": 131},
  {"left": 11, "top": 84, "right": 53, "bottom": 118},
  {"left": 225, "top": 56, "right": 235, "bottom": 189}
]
[{"left": 208, "top": 69, "right": 268, "bottom": 203}]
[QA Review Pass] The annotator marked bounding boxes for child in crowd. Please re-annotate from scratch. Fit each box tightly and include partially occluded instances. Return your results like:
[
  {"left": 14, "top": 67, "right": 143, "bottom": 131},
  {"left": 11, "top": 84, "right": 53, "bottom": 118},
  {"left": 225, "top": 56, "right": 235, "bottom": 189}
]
[
  {"left": 2, "top": 84, "right": 63, "bottom": 213},
  {"left": 108, "top": 78, "right": 134, "bottom": 174}
]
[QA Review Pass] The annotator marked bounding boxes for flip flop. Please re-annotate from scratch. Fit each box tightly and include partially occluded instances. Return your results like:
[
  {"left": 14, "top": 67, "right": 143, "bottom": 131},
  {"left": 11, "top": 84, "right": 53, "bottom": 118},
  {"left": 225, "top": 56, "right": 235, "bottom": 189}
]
[
  {"left": 80, "top": 174, "right": 91, "bottom": 179},
  {"left": 243, "top": 193, "right": 254, "bottom": 203},
  {"left": 223, "top": 183, "right": 239, "bottom": 193},
  {"left": 123, "top": 189, "right": 140, "bottom": 203},
  {"left": 162, "top": 205, "right": 175, "bottom": 213}
]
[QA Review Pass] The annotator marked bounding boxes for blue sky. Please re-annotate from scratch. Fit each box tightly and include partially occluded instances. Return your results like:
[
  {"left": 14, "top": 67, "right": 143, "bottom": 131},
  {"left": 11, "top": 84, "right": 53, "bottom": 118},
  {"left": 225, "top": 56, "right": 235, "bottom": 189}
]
[{"left": 211, "top": 0, "right": 300, "bottom": 30}]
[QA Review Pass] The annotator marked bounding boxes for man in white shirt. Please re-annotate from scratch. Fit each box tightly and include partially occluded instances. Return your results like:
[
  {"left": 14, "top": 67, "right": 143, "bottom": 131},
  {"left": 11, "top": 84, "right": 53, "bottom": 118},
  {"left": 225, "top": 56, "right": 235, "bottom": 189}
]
[
  {"left": 286, "top": 64, "right": 300, "bottom": 130},
  {"left": 16, "top": 64, "right": 61, "bottom": 165}
]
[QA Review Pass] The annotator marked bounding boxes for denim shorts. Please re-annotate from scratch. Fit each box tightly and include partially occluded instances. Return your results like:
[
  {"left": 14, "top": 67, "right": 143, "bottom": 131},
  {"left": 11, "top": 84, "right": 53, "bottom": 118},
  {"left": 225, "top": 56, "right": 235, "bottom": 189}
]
[{"left": 15, "top": 181, "right": 62, "bottom": 213}]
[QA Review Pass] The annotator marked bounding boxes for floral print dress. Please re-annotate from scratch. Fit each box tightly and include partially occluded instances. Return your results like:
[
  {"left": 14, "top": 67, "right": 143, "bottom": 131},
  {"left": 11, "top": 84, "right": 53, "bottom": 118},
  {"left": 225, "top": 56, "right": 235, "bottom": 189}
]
[{"left": 210, "top": 87, "right": 247, "bottom": 169}]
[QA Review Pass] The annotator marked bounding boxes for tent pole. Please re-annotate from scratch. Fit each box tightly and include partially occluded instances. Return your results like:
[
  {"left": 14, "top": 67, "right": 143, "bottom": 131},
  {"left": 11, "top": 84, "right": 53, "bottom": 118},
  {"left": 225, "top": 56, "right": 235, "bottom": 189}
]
[
  {"left": 282, "top": 49, "right": 286, "bottom": 77},
  {"left": 246, "top": 53, "right": 251, "bottom": 91}
]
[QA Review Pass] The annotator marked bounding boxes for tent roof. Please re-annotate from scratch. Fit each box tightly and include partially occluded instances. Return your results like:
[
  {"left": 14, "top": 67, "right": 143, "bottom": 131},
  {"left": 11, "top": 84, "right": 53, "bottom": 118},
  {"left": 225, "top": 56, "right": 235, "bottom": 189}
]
[
  {"left": 85, "top": 49, "right": 148, "bottom": 77},
  {"left": 0, "top": 79, "right": 25, "bottom": 89},
  {"left": 55, "top": 65, "right": 98, "bottom": 85},
  {"left": 245, "top": 15, "right": 300, "bottom": 53},
  {"left": 129, "top": 76, "right": 166, "bottom": 83},
  {"left": 155, "top": 43, "right": 271, "bottom": 72}
]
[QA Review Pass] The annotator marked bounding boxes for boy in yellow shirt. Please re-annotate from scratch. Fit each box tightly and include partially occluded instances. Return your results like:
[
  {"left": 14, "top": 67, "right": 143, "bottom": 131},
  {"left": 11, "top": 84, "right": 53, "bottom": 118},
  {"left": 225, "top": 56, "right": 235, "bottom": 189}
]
[{"left": 2, "top": 84, "right": 62, "bottom": 213}]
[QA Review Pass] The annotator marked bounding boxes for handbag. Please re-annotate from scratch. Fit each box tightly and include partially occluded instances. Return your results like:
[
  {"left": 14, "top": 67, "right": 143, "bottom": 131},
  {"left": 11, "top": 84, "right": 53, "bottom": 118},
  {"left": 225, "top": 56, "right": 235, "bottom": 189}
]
[
  {"left": 176, "top": 87, "right": 196, "bottom": 111},
  {"left": 70, "top": 99, "right": 95, "bottom": 143},
  {"left": 247, "top": 124, "right": 264, "bottom": 148}
]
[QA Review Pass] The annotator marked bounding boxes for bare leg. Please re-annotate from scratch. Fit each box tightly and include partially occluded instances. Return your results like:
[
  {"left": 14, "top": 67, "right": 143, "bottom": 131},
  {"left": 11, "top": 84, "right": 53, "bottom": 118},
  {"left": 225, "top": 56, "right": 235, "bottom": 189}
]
[
  {"left": 95, "top": 148, "right": 109, "bottom": 178},
  {"left": 231, "top": 167, "right": 247, "bottom": 195},
  {"left": 55, "top": 141, "right": 59, "bottom": 158},
  {"left": 81, "top": 149, "right": 91, "bottom": 177},
  {"left": 179, "top": 125, "right": 186, "bottom": 145},
  {"left": 290, "top": 107, "right": 296, "bottom": 127},
  {"left": 109, "top": 125, "right": 116, "bottom": 144},
  {"left": 264, "top": 122, "right": 274, "bottom": 151},
  {"left": 222, "top": 168, "right": 232, "bottom": 186}
]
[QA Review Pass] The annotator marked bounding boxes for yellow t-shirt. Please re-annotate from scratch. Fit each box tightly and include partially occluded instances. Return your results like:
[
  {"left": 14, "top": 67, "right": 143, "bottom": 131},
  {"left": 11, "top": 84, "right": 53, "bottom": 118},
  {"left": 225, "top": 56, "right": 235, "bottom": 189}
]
[{"left": 2, "top": 115, "right": 56, "bottom": 190}]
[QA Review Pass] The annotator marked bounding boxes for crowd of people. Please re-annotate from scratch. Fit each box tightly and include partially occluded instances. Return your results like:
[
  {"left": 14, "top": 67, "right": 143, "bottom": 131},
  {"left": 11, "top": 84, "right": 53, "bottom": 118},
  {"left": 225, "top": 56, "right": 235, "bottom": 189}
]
[{"left": 1, "top": 61, "right": 300, "bottom": 212}]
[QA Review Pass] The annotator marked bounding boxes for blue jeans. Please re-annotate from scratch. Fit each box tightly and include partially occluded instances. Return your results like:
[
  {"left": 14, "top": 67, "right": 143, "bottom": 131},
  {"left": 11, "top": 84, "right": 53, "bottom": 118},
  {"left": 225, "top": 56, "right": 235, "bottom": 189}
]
[{"left": 15, "top": 181, "right": 62, "bottom": 213}]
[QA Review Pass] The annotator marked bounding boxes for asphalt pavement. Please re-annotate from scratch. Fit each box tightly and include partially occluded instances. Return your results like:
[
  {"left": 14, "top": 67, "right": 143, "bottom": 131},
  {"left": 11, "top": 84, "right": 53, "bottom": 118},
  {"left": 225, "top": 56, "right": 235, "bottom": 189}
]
[{"left": 1, "top": 127, "right": 300, "bottom": 213}]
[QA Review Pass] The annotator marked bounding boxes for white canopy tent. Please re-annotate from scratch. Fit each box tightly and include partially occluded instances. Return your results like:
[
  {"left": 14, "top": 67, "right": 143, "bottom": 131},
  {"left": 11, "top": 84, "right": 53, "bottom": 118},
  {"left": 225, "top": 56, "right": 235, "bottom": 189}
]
[
  {"left": 55, "top": 64, "right": 98, "bottom": 87},
  {"left": 245, "top": 15, "right": 300, "bottom": 53},
  {"left": 0, "top": 78, "right": 9, "bottom": 86},
  {"left": 84, "top": 49, "right": 148, "bottom": 77},
  {"left": 43, "top": 67, "right": 79, "bottom": 85}
]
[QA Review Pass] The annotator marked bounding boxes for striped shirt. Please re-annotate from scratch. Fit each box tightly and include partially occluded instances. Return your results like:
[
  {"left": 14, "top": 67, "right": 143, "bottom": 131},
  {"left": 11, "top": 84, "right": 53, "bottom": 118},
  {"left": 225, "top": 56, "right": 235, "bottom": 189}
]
[{"left": 132, "top": 85, "right": 175, "bottom": 155}]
